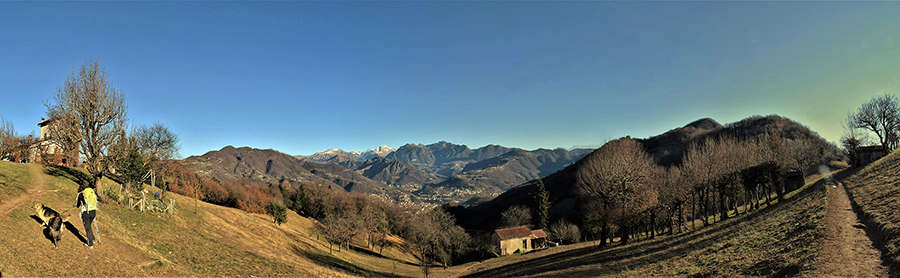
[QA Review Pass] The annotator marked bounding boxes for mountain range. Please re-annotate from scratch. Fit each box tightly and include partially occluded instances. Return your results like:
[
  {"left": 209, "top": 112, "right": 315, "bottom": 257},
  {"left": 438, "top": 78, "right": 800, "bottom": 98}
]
[
  {"left": 185, "top": 142, "right": 590, "bottom": 205},
  {"left": 295, "top": 145, "right": 395, "bottom": 163}
]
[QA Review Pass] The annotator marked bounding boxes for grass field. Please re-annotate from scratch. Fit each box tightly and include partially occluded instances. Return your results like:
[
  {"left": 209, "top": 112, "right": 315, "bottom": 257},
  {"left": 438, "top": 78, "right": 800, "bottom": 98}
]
[
  {"left": 3, "top": 160, "right": 879, "bottom": 278},
  {"left": 842, "top": 150, "right": 900, "bottom": 275},
  {"left": 457, "top": 175, "right": 828, "bottom": 278},
  {"left": 0, "top": 162, "right": 433, "bottom": 277}
]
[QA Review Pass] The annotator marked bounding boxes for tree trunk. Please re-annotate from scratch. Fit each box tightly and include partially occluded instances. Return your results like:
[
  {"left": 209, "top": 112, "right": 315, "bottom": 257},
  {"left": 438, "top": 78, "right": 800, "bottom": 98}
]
[
  {"left": 691, "top": 191, "right": 696, "bottom": 230},
  {"left": 599, "top": 220, "right": 608, "bottom": 247},
  {"left": 718, "top": 185, "right": 728, "bottom": 220}
]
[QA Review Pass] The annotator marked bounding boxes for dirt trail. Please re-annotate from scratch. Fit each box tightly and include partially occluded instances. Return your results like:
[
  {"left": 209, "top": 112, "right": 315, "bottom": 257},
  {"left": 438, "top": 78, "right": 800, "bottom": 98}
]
[
  {"left": 0, "top": 164, "right": 51, "bottom": 216},
  {"left": 816, "top": 182, "right": 889, "bottom": 277}
]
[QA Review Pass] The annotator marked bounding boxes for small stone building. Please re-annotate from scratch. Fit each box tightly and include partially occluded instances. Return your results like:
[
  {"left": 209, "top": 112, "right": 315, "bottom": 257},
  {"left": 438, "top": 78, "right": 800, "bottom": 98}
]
[
  {"left": 492, "top": 226, "right": 547, "bottom": 256},
  {"left": 856, "top": 145, "right": 887, "bottom": 166}
]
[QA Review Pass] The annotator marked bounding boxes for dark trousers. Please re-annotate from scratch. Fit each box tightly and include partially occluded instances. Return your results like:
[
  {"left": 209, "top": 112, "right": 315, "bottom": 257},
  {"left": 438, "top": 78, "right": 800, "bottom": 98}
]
[{"left": 81, "top": 210, "right": 96, "bottom": 246}]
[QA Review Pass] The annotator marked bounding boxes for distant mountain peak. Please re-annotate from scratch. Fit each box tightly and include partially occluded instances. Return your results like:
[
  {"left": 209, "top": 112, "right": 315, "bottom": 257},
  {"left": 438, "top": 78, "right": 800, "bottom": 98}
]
[{"left": 298, "top": 145, "right": 396, "bottom": 163}]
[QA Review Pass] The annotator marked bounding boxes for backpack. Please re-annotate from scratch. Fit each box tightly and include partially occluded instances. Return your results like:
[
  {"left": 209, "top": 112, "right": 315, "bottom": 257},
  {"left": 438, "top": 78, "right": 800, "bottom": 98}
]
[{"left": 83, "top": 188, "right": 98, "bottom": 211}]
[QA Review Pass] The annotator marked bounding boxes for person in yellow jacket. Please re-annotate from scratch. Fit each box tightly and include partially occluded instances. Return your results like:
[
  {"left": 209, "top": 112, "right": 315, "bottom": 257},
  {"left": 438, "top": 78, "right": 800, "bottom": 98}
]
[{"left": 74, "top": 183, "right": 98, "bottom": 249}]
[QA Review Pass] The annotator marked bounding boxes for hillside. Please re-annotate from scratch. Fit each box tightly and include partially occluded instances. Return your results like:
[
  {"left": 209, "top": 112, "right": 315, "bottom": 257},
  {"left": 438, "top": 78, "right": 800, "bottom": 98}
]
[
  {"left": 457, "top": 175, "right": 828, "bottom": 277},
  {"left": 183, "top": 146, "right": 420, "bottom": 204},
  {"left": 458, "top": 115, "right": 840, "bottom": 231},
  {"left": 417, "top": 148, "right": 591, "bottom": 205},
  {"left": 842, "top": 149, "right": 900, "bottom": 274},
  {"left": 339, "top": 157, "right": 441, "bottom": 192},
  {"left": 0, "top": 161, "right": 450, "bottom": 277},
  {"left": 189, "top": 143, "right": 588, "bottom": 205}
]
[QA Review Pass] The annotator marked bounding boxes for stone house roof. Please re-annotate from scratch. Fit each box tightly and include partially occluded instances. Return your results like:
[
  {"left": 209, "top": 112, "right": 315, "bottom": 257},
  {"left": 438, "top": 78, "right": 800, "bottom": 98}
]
[
  {"left": 495, "top": 226, "right": 532, "bottom": 240},
  {"left": 530, "top": 229, "right": 547, "bottom": 239}
]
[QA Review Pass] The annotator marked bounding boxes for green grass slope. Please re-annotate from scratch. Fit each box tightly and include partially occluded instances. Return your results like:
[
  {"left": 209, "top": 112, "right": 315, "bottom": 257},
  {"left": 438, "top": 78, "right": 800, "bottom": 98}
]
[
  {"left": 842, "top": 150, "right": 900, "bottom": 275},
  {"left": 0, "top": 161, "right": 430, "bottom": 277}
]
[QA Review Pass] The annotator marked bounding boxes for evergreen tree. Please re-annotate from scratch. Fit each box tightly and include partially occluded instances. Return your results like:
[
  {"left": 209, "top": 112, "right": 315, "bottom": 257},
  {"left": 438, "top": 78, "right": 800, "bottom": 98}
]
[
  {"left": 270, "top": 201, "right": 288, "bottom": 226},
  {"left": 533, "top": 178, "right": 550, "bottom": 230},
  {"left": 118, "top": 147, "right": 146, "bottom": 191}
]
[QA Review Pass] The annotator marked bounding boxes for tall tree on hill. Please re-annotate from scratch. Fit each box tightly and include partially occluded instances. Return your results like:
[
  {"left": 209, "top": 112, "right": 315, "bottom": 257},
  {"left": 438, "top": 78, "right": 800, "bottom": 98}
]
[
  {"left": 841, "top": 114, "right": 869, "bottom": 166},
  {"left": 659, "top": 166, "right": 690, "bottom": 234},
  {"left": 849, "top": 94, "right": 900, "bottom": 152},
  {"left": 133, "top": 122, "right": 180, "bottom": 168},
  {"left": 682, "top": 138, "right": 717, "bottom": 226},
  {"left": 576, "top": 137, "right": 659, "bottom": 245},
  {"left": 45, "top": 59, "right": 128, "bottom": 196},
  {"left": 532, "top": 178, "right": 550, "bottom": 230}
]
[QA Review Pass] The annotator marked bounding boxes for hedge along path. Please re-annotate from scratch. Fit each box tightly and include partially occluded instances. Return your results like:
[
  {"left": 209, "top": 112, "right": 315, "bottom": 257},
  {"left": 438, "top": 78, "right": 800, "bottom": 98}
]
[
  {"left": 0, "top": 164, "right": 51, "bottom": 217},
  {"left": 816, "top": 182, "right": 889, "bottom": 277}
]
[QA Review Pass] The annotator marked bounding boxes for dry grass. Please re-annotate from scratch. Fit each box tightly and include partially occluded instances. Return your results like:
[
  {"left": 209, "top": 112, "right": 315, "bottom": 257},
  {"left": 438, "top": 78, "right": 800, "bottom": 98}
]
[
  {"left": 0, "top": 163, "right": 432, "bottom": 277},
  {"left": 457, "top": 177, "right": 827, "bottom": 278},
  {"left": 842, "top": 150, "right": 900, "bottom": 275},
  {"left": 0, "top": 161, "right": 31, "bottom": 199}
]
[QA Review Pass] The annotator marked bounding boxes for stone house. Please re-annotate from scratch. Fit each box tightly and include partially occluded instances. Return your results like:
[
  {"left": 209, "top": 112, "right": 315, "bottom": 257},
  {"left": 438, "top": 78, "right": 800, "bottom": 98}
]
[
  {"left": 492, "top": 226, "right": 548, "bottom": 256},
  {"left": 8, "top": 118, "right": 77, "bottom": 165}
]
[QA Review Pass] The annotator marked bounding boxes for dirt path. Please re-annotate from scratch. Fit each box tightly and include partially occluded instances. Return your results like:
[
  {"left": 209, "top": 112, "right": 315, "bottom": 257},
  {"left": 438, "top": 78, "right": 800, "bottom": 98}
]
[
  {"left": 816, "top": 182, "right": 889, "bottom": 277},
  {"left": 0, "top": 164, "right": 51, "bottom": 216}
]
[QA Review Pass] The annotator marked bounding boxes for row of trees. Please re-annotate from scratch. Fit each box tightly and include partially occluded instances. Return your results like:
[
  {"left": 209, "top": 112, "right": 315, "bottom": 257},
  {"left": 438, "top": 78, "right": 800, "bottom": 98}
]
[{"left": 575, "top": 131, "right": 835, "bottom": 246}]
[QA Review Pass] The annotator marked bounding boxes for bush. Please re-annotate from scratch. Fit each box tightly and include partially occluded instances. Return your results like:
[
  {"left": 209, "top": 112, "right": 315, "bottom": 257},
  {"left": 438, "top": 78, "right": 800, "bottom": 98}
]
[{"left": 549, "top": 219, "right": 580, "bottom": 245}]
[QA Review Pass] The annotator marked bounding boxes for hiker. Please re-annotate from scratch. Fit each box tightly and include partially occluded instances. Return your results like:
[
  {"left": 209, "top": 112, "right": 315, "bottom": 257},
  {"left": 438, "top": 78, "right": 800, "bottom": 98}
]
[{"left": 74, "top": 182, "right": 99, "bottom": 248}]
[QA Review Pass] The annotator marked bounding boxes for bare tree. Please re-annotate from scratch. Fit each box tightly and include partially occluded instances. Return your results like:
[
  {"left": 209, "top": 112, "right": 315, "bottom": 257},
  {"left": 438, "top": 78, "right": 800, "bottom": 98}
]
[
  {"left": 133, "top": 122, "right": 180, "bottom": 166},
  {"left": 576, "top": 137, "right": 659, "bottom": 245},
  {"left": 0, "top": 116, "right": 15, "bottom": 161},
  {"left": 548, "top": 219, "right": 580, "bottom": 245},
  {"left": 45, "top": 59, "right": 128, "bottom": 195},
  {"left": 404, "top": 208, "right": 470, "bottom": 277},
  {"left": 659, "top": 166, "right": 690, "bottom": 234},
  {"left": 501, "top": 205, "right": 532, "bottom": 228},
  {"left": 842, "top": 113, "right": 870, "bottom": 166},
  {"left": 850, "top": 94, "right": 900, "bottom": 152}
]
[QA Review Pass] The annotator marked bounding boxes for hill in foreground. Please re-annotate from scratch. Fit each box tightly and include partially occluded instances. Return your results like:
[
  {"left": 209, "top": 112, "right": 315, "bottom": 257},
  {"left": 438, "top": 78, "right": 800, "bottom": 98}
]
[
  {"left": 842, "top": 149, "right": 900, "bottom": 274},
  {"left": 457, "top": 171, "right": 828, "bottom": 277},
  {"left": 0, "top": 161, "right": 431, "bottom": 277}
]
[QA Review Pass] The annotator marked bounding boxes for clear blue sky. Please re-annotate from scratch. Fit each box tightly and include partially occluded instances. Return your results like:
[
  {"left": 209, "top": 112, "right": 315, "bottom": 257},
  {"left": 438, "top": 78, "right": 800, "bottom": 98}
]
[{"left": 2, "top": 1, "right": 898, "bottom": 157}]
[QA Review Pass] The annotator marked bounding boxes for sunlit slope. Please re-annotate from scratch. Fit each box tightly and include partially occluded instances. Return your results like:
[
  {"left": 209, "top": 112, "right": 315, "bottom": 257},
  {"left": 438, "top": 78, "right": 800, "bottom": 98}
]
[{"left": 0, "top": 161, "right": 388, "bottom": 277}]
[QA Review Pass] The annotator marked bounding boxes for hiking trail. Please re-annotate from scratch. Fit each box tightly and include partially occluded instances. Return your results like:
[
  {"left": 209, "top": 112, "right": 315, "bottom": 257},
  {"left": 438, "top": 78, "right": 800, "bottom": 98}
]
[
  {"left": 0, "top": 164, "right": 51, "bottom": 216},
  {"left": 816, "top": 181, "right": 889, "bottom": 277}
]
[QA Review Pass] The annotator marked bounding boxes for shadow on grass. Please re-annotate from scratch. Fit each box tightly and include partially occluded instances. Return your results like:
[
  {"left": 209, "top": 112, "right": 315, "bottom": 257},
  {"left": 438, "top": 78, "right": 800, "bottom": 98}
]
[
  {"left": 839, "top": 166, "right": 900, "bottom": 277},
  {"left": 44, "top": 165, "right": 93, "bottom": 187},
  {"left": 291, "top": 245, "right": 414, "bottom": 278},
  {"left": 30, "top": 215, "right": 88, "bottom": 247},
  {"left": 462, "top": 183, "right": 823, "bottom": 278}
]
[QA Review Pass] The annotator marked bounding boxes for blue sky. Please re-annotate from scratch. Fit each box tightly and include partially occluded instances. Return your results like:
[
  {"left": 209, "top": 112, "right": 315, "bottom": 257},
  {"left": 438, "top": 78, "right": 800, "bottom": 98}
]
[{"left": 2, "top": 1, "right": 898, "bottom": 157}]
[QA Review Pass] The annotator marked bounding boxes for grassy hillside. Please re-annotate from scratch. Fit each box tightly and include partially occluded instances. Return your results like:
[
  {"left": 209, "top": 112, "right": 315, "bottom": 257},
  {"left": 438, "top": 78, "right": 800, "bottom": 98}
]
[
  {"left": 842, "top": 150, "right": 900, "bottom": 274},
  {"left": 458, "top": 175, "right": 827, "bottom": 277},
  {"left": 0, "top": 161, "right": 433, "bottom": 277}
]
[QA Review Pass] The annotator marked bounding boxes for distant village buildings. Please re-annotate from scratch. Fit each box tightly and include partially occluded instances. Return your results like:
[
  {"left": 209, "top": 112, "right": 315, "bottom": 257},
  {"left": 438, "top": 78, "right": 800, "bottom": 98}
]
[{"left": 492, "top": 226, "right": 548, "bottom": 256}]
